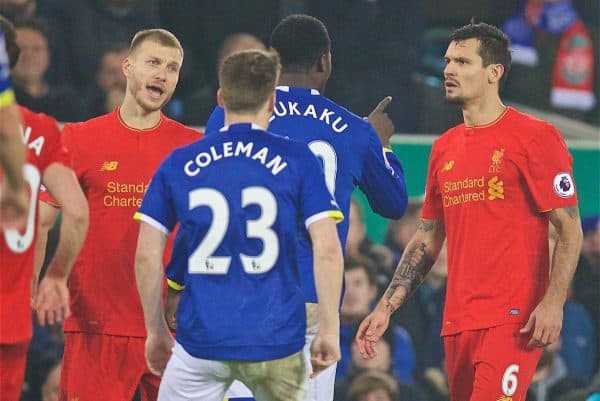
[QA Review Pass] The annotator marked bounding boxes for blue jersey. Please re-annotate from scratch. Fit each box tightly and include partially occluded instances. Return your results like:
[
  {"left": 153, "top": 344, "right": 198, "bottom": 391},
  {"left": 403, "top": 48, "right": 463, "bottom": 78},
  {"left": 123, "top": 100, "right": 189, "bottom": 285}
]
[
  {"left": 0, "top": 28, "right": 15, "bottom": 108},
  {"left": 171, "top": 86, "right": 408, "bottom": 302},
  {"left": 138, "top": 123, "right": 342, "bottom": 361}
]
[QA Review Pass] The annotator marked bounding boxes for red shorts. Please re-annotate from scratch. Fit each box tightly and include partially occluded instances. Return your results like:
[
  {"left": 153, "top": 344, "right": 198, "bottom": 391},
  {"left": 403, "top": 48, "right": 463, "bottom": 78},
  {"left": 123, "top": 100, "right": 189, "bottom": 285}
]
[
  {"left": 443, "top": 324, "right": 542, "bottom": 401},
  {"left": 0, "top": 341, "right": 29, "bottom": 401},
  {"left": 60, "top": 333, "right": 160, "bottom": 401}
]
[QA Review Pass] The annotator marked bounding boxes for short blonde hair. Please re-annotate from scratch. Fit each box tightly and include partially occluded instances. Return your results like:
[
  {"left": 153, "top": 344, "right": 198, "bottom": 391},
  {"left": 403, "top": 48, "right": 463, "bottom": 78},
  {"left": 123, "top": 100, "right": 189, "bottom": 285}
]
[
  {"left": 129, "top": 28, "right": 183, "bottom": 58},
  {"left": 219, "top": 49, "right": 281, "bottom": 113}
]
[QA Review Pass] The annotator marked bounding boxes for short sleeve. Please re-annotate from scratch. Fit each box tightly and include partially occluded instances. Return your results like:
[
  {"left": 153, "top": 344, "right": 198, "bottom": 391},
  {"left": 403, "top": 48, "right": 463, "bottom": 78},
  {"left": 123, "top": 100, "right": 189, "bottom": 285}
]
[
  {"left": 165, "top": 230, "right": 187, "bottom": 290},
  {"left": 299, "top": 146, "right": 344, "bottom": 228},
  {"left": 135, "top": 157, "right": 178, "bottom": 234},
  {"left": 40, "top": 116, "right": 71, "bottom": 173},
  {"left": 522, "top": 126, "right": 578, "bottom": 211},
  {"left": 421, "top": 141, "right": 444, "bottom": 219}
]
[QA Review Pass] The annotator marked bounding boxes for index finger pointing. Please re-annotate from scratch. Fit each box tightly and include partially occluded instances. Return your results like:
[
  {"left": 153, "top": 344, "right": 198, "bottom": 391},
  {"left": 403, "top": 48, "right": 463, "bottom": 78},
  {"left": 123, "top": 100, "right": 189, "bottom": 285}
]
[{"left": 372, "top": 96, "right": 392, "bottom": 114}]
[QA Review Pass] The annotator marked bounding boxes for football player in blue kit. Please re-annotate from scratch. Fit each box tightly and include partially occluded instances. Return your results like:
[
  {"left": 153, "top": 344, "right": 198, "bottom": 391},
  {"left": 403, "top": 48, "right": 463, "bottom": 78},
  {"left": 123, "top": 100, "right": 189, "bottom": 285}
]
[
  {"left": 166, "top": 14, "right": 408, "bottom": 401},
  {"left": 135, "top": 49, "right": 344, "bottom": 401}
]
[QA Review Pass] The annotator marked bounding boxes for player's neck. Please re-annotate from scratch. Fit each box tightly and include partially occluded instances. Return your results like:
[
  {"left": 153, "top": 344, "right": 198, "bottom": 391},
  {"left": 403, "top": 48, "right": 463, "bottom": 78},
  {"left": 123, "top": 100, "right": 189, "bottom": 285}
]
[
  {"left": 119, "top": 96, "right": 162, "bottom": 130},
  {"left": 461, "top": 94, "right": 506, "bottom": 128},
  {"left": 224, "top": 112, "right": 269, "bottom": 131},
  {"left": 279, "top": 72, "right": 323, "bottom": 93}
]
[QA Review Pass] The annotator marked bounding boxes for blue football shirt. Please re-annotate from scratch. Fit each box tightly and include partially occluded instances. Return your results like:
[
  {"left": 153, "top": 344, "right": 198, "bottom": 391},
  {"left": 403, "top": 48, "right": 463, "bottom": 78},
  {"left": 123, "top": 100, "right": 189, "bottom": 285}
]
[
  {"left": 171, "top": 86, "right": 408, "bottom": 302},
  {"left": 137, "top": 123, "right": 342, "bottom": 361}
]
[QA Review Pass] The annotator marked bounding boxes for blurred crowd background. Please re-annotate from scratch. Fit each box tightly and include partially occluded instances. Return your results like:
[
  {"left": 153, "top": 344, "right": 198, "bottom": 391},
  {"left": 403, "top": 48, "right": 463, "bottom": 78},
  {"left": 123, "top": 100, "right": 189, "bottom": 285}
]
[{"left": 0, "top": 0, "right": 597, "bottom": 401}]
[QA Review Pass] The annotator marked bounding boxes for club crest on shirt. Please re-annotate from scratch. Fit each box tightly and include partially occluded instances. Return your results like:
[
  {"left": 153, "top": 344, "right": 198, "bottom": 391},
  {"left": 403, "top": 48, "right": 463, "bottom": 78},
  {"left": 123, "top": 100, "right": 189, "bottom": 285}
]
[
  {"left": 489, "top": 148, "right": 504, "bottom": 173},
  {"left": 553, "top": 172, "right": 575, "bottom": 198}
]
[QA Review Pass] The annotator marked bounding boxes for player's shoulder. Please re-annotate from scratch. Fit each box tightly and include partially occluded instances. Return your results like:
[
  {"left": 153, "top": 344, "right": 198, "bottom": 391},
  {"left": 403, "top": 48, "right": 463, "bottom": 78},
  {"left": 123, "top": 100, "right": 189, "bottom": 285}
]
[
  {"left": 506, "top": 107, "right": 560, "bottom": 139},
  {"left": 319, "top": 94, "right": 372, "bottom": 129},
  {"left": 162, "top": 115, "right": 203, "bottom": 138},
  {"left": 434, "top": 123, "right": 464, "bottom": 149},
  {"left": 18, "top": 105, "right": 60, "bottom": 133}
]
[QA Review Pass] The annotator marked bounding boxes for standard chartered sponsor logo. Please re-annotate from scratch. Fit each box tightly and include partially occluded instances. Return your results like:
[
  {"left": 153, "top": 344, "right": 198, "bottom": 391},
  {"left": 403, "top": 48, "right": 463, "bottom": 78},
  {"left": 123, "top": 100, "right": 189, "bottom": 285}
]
[
  {"left": 442, "top": 175, "right": 505, "bottom": 207},
  {"left": 103, "top": 181, "right": 148, "bottom": 207}
]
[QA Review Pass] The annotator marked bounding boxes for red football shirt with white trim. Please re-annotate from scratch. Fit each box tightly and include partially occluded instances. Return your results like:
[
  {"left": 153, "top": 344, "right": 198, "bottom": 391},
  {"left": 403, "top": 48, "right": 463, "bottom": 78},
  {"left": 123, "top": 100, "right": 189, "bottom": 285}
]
[
  {"left": 421, "top": 107, "right": 578, "bottom": 336},
  {"left": 0, "top": 107, "right": 70, "bottom": 343},
  {"left": 61, "top": 109, "right": 200, "bottom": 337}
]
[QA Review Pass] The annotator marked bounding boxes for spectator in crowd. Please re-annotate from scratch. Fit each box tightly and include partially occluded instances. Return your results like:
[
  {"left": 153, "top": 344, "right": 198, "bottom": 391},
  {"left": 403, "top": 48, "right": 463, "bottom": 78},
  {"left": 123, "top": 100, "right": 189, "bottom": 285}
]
[
  {"left": 384, "top": 201, "right": 423, "bottom": 265},
  {"left": 346, "top": 370, "right": 399, "bottom": 401},
  {"left": 308, "top": 0, "right": 425, "bottom": 132},
  {"left": 560, "top": 296, "right": 597, "bottom": 382},
  {"left": 572, "top": 215, "right": 600, "bottom": 370},
  {"left": 529, "top": 340, "right": 570, "bottom": 401},
  {"left": 11, "top": 17, "right": 84, "bottom": 121},
  {"left": 181, "top": 32, "right": 265, "bottom": 126},
  {"left": 83, "top": 42, "right": 128, "bottom": 118},
  {"left": 339, "top": 258, "right": 417, "bottom": 386},
  {"left": 53, "top": 0, "right": 160, "bottom": 90},
  {"left": 347, "top": 199, "right": 395, "bottom": 283},
  {"left": 502, "top": 0, "right": 596, "bottom": 122}
]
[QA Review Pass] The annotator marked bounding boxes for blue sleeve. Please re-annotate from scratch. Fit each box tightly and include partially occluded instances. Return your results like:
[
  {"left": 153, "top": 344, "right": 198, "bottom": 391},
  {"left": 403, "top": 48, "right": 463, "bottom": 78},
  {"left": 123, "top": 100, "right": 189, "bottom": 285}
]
[
  {"left": 392, "top": 325, "right": 416, "bottom": 385},
  {"left": 135, "top": 157, "right": 178, "bottom": 234},
  {"left": 165, "top": 230, "right": 187, "bottom": 290},
  {"left": 357, "top": 125, "right": 408, "bottom": 219},
  {"left": 205, "top": 106, "right": 225, "bottom": 134},
  {"left": 299, "top": 146, "right": 344, "bottom": 227}
]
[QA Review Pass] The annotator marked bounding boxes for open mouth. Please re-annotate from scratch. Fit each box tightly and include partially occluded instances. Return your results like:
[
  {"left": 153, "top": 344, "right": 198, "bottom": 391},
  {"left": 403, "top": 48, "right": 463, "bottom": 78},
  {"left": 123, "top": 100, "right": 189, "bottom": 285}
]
[
  {"left": 146, "top": 85, "right": 165, "bottom": 100},
  {"left": 445, "top": 80, "right": 459, "bottom": 89}
]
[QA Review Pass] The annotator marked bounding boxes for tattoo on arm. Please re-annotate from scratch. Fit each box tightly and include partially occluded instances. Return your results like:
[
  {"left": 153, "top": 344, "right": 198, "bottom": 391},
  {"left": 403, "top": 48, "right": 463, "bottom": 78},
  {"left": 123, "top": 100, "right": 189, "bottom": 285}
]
[
  {"left": 564, "top": 206, "right": 578, "bottom": 219},
  {"left": 383, "top": 242, "right": 435, "bottom": 313}
]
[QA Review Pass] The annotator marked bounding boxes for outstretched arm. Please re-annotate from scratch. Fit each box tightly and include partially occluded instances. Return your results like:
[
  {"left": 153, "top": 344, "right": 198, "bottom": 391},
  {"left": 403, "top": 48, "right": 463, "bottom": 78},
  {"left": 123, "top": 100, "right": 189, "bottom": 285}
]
[{"left": 356, "top": 218, "right": 445, "bottom": 358}]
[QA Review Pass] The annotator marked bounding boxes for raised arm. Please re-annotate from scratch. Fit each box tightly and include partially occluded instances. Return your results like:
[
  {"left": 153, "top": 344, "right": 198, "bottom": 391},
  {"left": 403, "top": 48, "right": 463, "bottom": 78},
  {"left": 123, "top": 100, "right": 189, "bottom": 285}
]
[
  {"left": 520, "top": 205, "right": 582, "bottom": 347},
  {"left": 356, "top": 218, "right": 446, "bottom": 358}
]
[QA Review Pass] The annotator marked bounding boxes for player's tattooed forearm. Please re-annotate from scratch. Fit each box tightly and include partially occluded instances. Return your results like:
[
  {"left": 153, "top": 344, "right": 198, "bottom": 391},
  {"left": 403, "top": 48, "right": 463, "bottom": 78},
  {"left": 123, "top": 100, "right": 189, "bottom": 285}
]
[
  {"left": 564, "top": 206, "right": 578, "bottom": 219},
  {"left": 383, "top": 242, "right": 434, "bottom": 313},
  {"left": 418, "top": 219, "right": 441, "bottom": 233}
]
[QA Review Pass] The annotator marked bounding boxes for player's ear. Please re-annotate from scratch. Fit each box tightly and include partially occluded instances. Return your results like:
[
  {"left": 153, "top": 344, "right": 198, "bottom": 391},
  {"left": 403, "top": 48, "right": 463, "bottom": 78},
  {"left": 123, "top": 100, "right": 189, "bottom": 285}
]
[
  {"left": 488, "top": 63, "right": 504, "bottom": 85},
  {"left": 267, "top": 92, "right": 275, "bottom": 113},
  {"left": 316, "top": 52, "right": 327, "bottom": 73},
  {"left": 216, "top": 88, "right": 225, "bottom": 108},
  {"left": 122, "top": 55, "right": 132, "bottom": 78}
]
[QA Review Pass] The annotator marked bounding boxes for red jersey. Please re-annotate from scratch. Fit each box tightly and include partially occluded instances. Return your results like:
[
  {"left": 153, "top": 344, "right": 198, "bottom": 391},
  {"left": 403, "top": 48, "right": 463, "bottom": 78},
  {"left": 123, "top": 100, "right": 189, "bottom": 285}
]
[
  {"left": 0, "top": 107, "right": 70, "bottom": 343},
  {"left": 62, "top": 109, "right": 200, "bottom": 337},
  {"left": 422, "top": 107, "right": 578, "bottom": 336}
]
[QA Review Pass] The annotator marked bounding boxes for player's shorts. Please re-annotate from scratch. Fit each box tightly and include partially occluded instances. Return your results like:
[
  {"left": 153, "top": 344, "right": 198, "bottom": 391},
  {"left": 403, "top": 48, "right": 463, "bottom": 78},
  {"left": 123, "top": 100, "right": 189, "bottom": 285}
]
[
  {"left": 60, "top": 332, "right": 159, "bottom": 401},
  {"left": 223, "top": 303, "right": 337, "bottom": 401},
  {"left": 0, "top": 341, "right": 29, "bottom": 401},
  {"left": 443, "top": 323, "right": 542, "bottom": 401},
  {"left": 159, "top": 342, "right": 306, "bottom": 401}
]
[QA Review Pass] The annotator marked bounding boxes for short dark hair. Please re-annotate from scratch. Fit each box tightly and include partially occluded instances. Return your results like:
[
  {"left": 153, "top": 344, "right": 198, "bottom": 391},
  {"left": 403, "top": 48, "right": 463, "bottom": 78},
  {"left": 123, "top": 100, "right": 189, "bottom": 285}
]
[
  {"left": 0, "top": 15, "right": 20, "bottom": 68},
  {"left": 130, "top": 28, "right": 183, "bottom": 58},
  {"left": 219, "top": 49, "right": 281, "bottom": 113},
  {"left": 344, "top": 255, "right": 377, "bottom": 286},
  {"left": 13, "top": 16, "right": 49, "bottom": 39},
  {"left": 347, "top": 371, "right": 399, "bottom": 401},
  {"left": 449, "top": 21, "right": 511, "bottom": 88},
  {"left": 270, "top": 14, "right": 330, "bottom": 71}
]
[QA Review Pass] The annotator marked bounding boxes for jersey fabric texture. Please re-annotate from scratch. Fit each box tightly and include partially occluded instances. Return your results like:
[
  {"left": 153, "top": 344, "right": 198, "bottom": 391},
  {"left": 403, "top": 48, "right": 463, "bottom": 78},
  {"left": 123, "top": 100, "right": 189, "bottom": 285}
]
[
  {"left": 60, "top": 108, "right": 199, "bottom": 337},
  {"left": 136, "top": 123, "right": 342, "bottom": 361},
  {"left": 169, "top": 86, "right": 408, "bottom": 302},
  {"left": 1, "top": 107, "right": 70, "bottom": 344},
  {"left": 0, "top": 28, "right": 15, "bottom": 108},
  {"left": 421, "top": 107, "right": 578, "bottom": 336}
]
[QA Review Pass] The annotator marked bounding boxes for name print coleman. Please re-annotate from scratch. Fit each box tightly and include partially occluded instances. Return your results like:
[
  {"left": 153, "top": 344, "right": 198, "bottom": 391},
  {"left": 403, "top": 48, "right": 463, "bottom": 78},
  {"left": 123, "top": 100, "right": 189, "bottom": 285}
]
[{"left": 184, "top": 141, "right": 289, "bottom": 177}]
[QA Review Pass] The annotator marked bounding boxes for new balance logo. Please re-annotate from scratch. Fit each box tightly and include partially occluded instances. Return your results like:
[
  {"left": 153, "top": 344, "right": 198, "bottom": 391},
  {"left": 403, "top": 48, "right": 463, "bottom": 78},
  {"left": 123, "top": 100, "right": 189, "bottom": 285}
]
[
  {"left": 442, "top": 160, "right": 454, "bottom": 172},
  {"left": 488, "top": 176, "right": 504, "bottom": 200},
  {"left": 100, "top": 161, "right": 118, "bottom": 171}
]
